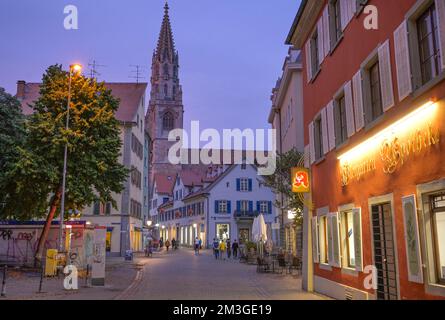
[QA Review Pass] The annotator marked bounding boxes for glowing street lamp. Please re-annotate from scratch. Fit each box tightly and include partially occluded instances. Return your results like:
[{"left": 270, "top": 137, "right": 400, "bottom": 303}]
[
  {"left": 58, "top": 63, "right": 82, "bottom": 252},
  {"left": 146, "top": 220, "right": 153, "bottom": 227}
]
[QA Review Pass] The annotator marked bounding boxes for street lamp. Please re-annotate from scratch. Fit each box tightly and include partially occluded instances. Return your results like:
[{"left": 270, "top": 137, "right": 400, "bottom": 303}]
[
  {"left": 146, "top": 220, "right": 153, "bottom": 227},
  {"left": 58, "top": 64, "right": 82, "bottom": 253}
]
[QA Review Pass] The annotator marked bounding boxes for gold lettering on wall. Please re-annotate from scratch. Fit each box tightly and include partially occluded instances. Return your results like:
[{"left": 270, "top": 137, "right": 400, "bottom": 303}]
[{"left": 341, "top": 123, "right": 440, "bottom": 186}]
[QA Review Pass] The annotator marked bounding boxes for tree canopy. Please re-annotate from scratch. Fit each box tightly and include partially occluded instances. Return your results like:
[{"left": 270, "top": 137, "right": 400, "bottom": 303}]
[{"left": 262, "top": 148, "right": 305, "bottom": 226}]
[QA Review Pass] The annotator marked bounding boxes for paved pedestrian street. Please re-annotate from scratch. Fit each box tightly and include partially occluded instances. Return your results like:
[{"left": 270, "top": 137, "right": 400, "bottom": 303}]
[
  {"left": 120, "top": 249, "right": 327, "bottom": 300},
  {"left": 1, "top": 248, "right": 329, "bottom": 300}
]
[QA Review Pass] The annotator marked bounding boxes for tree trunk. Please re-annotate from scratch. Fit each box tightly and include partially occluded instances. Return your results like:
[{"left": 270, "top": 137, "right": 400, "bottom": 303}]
[{"left": 34, "top": 188, "right": 62, "bottom": 266}]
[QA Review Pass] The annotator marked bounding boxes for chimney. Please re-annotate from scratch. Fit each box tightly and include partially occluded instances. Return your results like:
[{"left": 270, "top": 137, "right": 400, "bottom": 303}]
[{"left": 16, "top": 81, "right": 26, "bottom": 100}]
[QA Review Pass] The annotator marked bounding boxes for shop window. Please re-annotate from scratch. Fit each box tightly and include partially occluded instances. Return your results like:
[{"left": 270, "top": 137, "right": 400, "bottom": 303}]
[
  {"left": 319, "top": 215, "right": 329, "bottom": 264},
  {"left": 431, "top": 193, "right": 445, "bottom": 284},
  {"left": 341, "top": 211, "right": 356, "bottom": 268},
  {"left": 334, "top": 94, "right": 348, "bottom": 146},
  {"left": 216, "top": 224, "right": 230, "bottom": 241}
]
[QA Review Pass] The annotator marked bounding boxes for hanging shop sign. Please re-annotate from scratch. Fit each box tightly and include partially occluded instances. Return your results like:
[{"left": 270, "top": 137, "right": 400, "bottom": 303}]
[
  {"left": 291, "top": 167, "right": 310, "bottom": 193},
  {"left": 339, "top": 101, "right": 441, "bottom": 186}
]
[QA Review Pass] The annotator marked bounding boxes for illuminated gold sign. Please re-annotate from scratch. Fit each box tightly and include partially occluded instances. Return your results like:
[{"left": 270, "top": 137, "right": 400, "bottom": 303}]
[
  {"left": 339, "top": 101, "right": 441, "bottom": 186},
  {"left": 291, "top": 167, "right": 310, "bottom": 193}
]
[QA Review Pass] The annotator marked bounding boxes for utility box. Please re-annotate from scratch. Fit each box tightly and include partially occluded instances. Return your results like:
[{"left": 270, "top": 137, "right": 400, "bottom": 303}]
[{"left": 45, "top": 249, "right": 58, "bottom": 277}]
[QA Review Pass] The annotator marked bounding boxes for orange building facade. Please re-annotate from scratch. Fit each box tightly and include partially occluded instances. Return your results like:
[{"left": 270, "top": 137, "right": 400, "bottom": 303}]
[{"left": 287, "top": 0, "right": 445, "bottom": 299}]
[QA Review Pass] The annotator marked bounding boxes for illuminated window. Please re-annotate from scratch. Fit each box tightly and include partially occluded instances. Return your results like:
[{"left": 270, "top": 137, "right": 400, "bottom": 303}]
[
  {"left": 430, "top": 193, "right": 445, "bottom": 284},
  {"left": 342, "top": 211, "right": 356, "bottom": 268},
  {"left": 319, "top": 215, "right": 329, "bottom": 264}
]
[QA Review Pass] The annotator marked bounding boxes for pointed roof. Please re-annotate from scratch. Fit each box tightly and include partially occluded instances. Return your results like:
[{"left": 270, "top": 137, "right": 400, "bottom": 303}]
[{"left": 155, "top": 2, "right": 176, "bottom": 62}]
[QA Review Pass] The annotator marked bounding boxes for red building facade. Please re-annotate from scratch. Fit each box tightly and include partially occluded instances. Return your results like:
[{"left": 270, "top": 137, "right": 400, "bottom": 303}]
[{"left": 288, "top": 0, "right": 445, "bottom": 299}]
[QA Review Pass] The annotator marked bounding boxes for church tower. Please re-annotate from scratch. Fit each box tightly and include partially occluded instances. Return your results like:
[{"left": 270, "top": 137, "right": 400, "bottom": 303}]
[{"left": 146, "top": 2, "right": 184, "bottom": 178}]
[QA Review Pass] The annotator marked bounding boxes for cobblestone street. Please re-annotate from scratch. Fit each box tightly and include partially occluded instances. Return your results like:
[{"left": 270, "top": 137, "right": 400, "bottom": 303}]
[{"left": 123, "top": 249, "right": 327, "bottom": 300}]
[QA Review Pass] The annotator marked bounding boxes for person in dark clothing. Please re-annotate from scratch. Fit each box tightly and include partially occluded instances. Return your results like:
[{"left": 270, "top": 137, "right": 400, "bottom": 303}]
[
  {"left": 232, "top": 240, "right": 239, "bottom": 259},
  {"left": 172, "top": 238, "right": 176, "bottom": 250},
  {"left": 212, "top": 238, "right": 220, "bottom": 260},
  {"left": 226, "top": 239, "right": 232, "bottom": 259}
]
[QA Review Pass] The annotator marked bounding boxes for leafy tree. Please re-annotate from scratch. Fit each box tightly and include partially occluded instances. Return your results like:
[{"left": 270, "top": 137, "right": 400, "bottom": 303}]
[
  {"left": 262, "top": 148, "right": 305, "bottom": 226},
  {"left": 3, "top": 65, "right": 129, "bottom": 263},
  {"left": 0, "top": 88, "right": 26, "bottom": 216}
]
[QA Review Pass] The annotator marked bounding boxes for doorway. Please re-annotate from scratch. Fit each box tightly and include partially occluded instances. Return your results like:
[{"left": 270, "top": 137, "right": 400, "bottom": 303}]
[{"left": 371, "top": 203, "right": 398, "bottom": 300}]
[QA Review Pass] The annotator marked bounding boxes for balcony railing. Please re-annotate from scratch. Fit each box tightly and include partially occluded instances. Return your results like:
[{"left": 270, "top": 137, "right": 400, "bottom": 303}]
[{"left": 234, "top": 210, "right": 260, "bottom": 219}]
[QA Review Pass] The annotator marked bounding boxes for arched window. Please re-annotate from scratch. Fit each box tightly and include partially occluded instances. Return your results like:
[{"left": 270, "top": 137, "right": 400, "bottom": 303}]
[
  {"left": 172, "top": 86, "right": 176, "bottom": 100},
  {"left": 162, "top": 112, "right": 174, "bottom": 131},
  {"left": 163, "top": 64, "right": 169, "bottom": 76},
  {"left": 164, "top": 84, "right": 168, "bottom": 97}
]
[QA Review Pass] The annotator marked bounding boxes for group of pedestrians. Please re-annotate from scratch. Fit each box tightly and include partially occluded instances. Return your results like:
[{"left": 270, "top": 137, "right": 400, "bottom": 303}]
[
  {"left": 212, "top": 238, "right": 239, "bottom": 260},
  {"left": 159, "top": 237, "right": 179, "bottom": 252},
  {"left": 194, "top": 237, "right": 203, "bottom": 255}
]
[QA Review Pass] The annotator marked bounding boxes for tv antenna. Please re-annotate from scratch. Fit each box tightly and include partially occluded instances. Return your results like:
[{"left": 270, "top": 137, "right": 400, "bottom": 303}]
[
  {"left": 88, "top": 60, "right": 106, "bottom": 80},
  {"left": 129, "top": 65, "right": 147, "bottom": 84}
]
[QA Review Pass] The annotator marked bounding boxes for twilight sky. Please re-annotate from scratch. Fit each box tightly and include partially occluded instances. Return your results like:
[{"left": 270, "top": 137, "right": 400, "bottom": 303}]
[{"left": 0, "top": 0, "right": 300, "bottom": 134}]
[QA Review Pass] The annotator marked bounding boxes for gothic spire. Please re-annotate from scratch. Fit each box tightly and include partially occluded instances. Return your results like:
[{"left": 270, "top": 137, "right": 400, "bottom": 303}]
[{"left": 155, "top": 1, "right": 176, "bottom": 63}]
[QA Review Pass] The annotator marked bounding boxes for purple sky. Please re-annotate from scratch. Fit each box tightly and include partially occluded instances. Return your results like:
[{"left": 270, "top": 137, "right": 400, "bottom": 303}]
[{"left": 0, "top": 0, "right": 300, "bottom": 134}]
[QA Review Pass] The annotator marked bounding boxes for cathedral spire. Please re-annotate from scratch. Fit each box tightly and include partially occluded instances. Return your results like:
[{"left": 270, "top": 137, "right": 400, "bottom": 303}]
[{"left": 155, "top": 1, "right": 176, "bottom": 63}]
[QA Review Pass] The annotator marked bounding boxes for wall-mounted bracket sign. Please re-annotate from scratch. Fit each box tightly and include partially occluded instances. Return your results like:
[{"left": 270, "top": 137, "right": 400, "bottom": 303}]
[
  {"left": 338, "top": 101, "right": 441, "bottom": 186},
  {"left": 291, "top": 167, "right": 310, "bottom": 193}
]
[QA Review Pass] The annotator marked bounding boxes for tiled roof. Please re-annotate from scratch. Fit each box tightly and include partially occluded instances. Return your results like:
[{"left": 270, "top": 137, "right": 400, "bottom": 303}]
[
  {"left": 154, "top": 173, "right": 176, "bottom": 195},
  {"left": 16, "top": 82, "right": 147, "bottom": 123}
]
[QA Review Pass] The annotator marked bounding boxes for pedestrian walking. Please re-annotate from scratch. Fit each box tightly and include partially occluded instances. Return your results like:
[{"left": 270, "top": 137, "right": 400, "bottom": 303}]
[
  {"left": 212, "top": 238, "right": 220, "bottom": 260},
  {"left": 172, "top": 238, "right": 176, "bottom": 251},
  {"left": 232, "top": 240, "right": 239, "bottom": 259},
  {"left": 165, "top": 239, "right": 170, "bottom": 252},
  {"left": 226, "top": 239, "right": 232, "bottom": 259},
  {"left": 159, "top": 237, "right": 164, "bottom": 249},
  {"left": 194, "top": 237, "right": 200, "bottom": 255},
  {"left": 219, "top": 240, "right": 226, "bottom": 260},
  {"left": 198, "top": 238, "right": 202, "bottom": 251}
]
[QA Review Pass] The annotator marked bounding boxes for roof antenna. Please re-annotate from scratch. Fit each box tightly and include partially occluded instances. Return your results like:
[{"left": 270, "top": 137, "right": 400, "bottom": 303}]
[
  {"left": 88, "top": 60, "right": 106, "bottom": 80},
  {"left": 129, "top": 65, "right": 147, "bottom": 84}
]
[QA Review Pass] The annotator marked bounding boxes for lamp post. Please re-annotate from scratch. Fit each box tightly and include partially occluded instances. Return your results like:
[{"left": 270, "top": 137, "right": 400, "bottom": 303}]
[{"left": 58, "top": 64, "right": 82, "bottom": 253}]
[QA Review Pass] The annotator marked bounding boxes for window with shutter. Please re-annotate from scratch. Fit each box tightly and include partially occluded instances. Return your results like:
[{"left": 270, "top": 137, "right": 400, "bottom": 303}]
[
  {"left": 317, "top": 19, "right": 325, "bottom": 65},
  {"left": 334, "top": 94, "right": 348, "bottom": 146},
  {"left": 352, "top": 70, "right": 365, "bottom": 131},
  {"left": 305, "top": 41, "right": 313, "bottom": 82},
  {"left": 323, "top": 7, "right": 331, "bottom": 57},
  {"left": 321, "top": 107, "right": 329, "bottom": 155},
  {"left": 378, "top": 40, "right": 395, "bottom": 111},
  {"left": 310, "top": 30, "right": 320, "bottom": 76},
  {"left": 394, "top": 20, "right": 413, "bottom": 101},
  {"left": 437, "top": 0, "right": 445, "bottom": 70},
  {"left": 344, "top": 81, "right": 356, "bottom": 137},
  {"left": 312, "top": 217, "right": 320, "bottom": 263},
  {"left": 319, "top": 215, "right": 329, "bottom": 264},
  {"left": 314, "top": 116, "right": 324, "bottom": 161},
  {"left": 331, "top": 212, "right": 341, "bottom": 268},
  {"left": 326, "top": 101, "right": 336, "bottom": 151},
  {"left": 417, "top": 3, "right": 442, "bottom": 84},
  {"left": 352, "top": 208, "right": 363, "bottom": 272},
  {"left": 330, "top": 0, "right": 343, "bottom": 46},
  {"left": 340, "top": 210, "right": 357, "bottom": 269},
  {"left": 309, "top": 122, "right": 316, "bottom": 164}
]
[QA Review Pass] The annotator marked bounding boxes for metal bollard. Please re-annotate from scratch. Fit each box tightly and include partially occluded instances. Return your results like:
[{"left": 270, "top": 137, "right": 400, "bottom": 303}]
[
  {"left": 1, "top": 265, "right": 7, "bottom": 297},
  {"left": 37, "top": 266, "right": 45, "bottom": 294}
]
